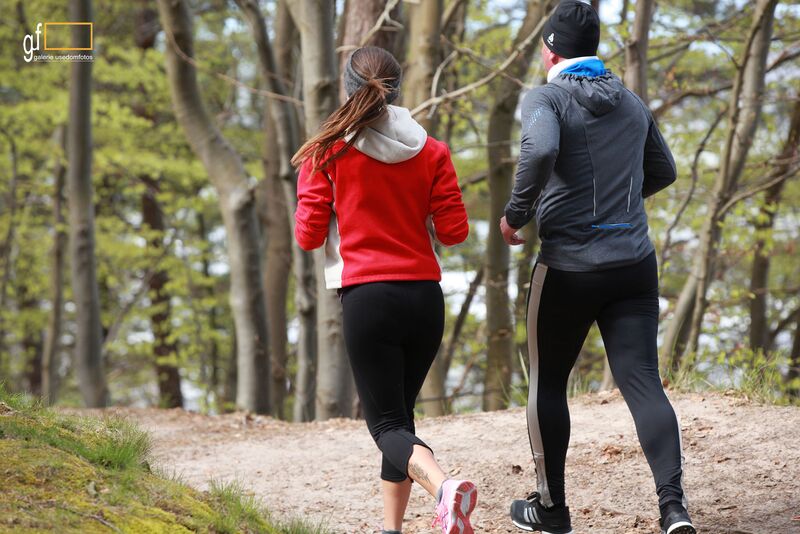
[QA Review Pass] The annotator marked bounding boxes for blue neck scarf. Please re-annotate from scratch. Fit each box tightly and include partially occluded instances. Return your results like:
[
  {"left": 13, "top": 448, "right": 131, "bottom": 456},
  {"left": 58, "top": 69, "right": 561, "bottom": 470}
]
[{"left": 561, "top": 58, "right": 607, "bottom": 78}]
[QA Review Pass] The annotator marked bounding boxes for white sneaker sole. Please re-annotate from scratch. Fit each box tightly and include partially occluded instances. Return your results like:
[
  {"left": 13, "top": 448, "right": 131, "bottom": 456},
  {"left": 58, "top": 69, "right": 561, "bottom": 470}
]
[
  {"left": 666, "top": 522, "right": 696, "bottom": 534},
  {"left": 511, "top": 519, "right": 574, "bottom": 534}
]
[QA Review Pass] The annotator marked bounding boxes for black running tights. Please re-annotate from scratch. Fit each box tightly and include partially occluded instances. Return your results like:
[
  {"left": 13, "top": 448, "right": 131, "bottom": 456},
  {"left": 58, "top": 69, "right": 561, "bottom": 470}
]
[
  {"left": 341, "top": 281, "right": 444, "bottom": 482},
  {"left": 525, "top": 252, "right": 686, "bottom": 514}
]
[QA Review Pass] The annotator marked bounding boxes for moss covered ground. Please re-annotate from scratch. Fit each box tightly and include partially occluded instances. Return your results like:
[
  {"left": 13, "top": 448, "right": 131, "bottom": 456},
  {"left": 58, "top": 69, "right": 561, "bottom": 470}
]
[{"left": 0, "top": 388, "right": 328, "bottom": 534}]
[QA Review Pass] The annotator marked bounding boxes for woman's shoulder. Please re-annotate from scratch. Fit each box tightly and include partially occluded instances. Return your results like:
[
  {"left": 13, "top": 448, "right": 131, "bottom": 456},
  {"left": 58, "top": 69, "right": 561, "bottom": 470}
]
[{"left": 420, "top": 135, "right": 452, "bottom": 158}]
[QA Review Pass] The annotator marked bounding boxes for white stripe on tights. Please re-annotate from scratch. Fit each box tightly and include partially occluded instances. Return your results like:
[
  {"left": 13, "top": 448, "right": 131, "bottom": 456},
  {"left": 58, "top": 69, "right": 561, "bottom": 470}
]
[{"left": 526, "top": 263, "right": 553, "bottom": 508}]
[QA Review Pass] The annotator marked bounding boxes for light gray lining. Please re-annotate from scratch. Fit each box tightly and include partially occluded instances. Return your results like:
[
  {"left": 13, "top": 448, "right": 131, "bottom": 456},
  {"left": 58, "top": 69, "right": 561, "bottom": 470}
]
[{"left": 526, "top": 263, "right": 553, "bottom": 507}]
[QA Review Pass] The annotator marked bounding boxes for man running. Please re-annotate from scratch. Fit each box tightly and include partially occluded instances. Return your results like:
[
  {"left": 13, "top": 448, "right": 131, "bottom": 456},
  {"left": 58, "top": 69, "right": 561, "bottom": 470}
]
[{"left": 500, "top": 2, "right": 694, "bottom": 534}]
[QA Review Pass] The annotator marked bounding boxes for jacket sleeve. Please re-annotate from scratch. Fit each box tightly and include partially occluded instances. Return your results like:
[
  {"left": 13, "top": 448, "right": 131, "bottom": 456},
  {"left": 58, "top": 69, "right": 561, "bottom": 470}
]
[
  {"left": 294, "top": 160, "right": 333, "bottom": 251},
  {"left": 642, "top": 118, "right": 677, "bottom": 198},
  {"left": 430, "top": 143, "right": 469, "bottom": 246},
  {"left": 504, "top": 90, "right": 560, "bottom": 229}
]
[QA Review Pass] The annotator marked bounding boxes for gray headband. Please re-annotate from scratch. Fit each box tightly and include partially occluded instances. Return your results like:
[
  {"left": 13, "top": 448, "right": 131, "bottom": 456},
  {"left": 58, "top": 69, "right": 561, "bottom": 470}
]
[{"left": 343, "top": 51, "right": 401, "bottom": 104}]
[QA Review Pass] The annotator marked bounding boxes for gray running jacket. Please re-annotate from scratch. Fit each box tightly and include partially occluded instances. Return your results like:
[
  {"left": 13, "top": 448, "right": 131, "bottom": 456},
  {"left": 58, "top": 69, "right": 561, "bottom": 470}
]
[{"left": 504, "top": 71, "right": 676, "bottom": 271}]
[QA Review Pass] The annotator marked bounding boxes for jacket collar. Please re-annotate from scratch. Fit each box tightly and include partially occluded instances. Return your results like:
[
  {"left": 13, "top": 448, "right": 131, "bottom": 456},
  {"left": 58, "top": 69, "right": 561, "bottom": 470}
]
[{"left": 547, "top": 55, "right": 603, "bottom": 82}]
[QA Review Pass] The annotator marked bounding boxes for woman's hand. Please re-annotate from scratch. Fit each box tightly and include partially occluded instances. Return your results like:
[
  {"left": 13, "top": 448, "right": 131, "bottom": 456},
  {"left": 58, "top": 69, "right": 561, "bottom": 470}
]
[{"left": 500, "top": 216, "right": 526, "bottom": 246}]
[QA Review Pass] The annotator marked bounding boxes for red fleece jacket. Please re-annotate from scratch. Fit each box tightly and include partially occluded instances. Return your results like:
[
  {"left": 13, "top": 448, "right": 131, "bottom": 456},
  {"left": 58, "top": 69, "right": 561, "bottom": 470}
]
[{"left": 295, "top": 137, "right": 469, "bottom": 289}]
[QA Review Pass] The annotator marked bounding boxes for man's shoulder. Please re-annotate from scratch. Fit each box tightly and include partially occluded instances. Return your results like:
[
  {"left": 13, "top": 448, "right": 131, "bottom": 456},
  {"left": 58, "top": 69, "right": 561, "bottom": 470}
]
[{"left": 521, "top": 84, "right": 567, "bottom": 114}]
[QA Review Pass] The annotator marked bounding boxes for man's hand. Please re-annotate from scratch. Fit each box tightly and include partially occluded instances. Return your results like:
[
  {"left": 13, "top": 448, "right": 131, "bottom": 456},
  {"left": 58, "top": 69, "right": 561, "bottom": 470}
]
[{"left": 500, "top": 216, "right": 526, "bottom": 246}]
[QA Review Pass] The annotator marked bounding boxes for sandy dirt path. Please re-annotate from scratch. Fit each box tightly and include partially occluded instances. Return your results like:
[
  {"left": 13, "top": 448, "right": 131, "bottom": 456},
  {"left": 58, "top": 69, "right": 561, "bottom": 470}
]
[{"left": 114, "top": 391, "right": 799, "bottom": 534}]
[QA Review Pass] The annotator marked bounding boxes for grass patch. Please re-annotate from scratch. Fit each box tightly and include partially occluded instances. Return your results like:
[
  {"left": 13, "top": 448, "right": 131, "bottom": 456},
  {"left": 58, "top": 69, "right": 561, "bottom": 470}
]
[
  {"left": 665, "top": 347, "right": 799, "bottom": 405},
  {"left": 0, "top": 384, "right": 329, "bottom": 533}
]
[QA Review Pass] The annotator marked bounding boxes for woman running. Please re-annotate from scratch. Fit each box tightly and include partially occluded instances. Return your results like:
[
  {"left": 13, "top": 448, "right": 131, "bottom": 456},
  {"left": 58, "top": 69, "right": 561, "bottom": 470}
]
[{"left": 292, "top": 46, "right": 477, "bottom": 534}]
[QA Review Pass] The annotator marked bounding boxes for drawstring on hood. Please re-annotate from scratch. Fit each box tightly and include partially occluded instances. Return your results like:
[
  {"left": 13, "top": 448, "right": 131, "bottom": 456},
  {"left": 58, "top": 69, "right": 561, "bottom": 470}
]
[{"left": 346, "top": 105, "right": 428, "bottom": 164}]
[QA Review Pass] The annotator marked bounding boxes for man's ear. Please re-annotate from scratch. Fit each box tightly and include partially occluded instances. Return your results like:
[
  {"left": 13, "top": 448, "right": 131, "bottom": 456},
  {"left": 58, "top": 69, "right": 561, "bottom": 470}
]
[
  {"left": 541, "top": 45, "right": 562, "bottom": 70},
  {"left": 548, "top": 48, "right": 564, "bottom": 65}
]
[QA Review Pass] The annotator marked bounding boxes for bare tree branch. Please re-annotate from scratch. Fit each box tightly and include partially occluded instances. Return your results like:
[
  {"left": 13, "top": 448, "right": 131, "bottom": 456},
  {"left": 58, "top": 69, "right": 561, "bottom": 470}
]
[
  {"left": 162, "top": 20, "right": 303, "bottom": 107},
  {"left": 659, "top": 107, "right": 727, "bottom": 274},
  {"left": 443, "top": 36, "right": 531, "bottom": 89},
  {"left": 458, "top": 170, "right": 488, "bottom": 190},
  {"left": 442, "top": 0, "right": 469, "bottom": 30},
  {"left": 653, "top": 46, "right": 800, "bottom": 118},
  {"left": 410, "top": 5, "right": 553, "bottom": 118},
  {"left": 719, "top": 159, "right": 800, "bottom": 216},
  {"left": 442, "top": 266, "right": 485, "bottom": 374}
]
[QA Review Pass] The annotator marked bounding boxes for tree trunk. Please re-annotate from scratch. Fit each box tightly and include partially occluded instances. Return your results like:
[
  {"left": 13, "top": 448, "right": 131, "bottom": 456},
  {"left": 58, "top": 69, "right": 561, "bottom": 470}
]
[
  {"left": 484, "top": 0, "right": 551, "bottom": 412},
  {"left": 0, "top": 127, "right": 19, "bottom": 383},
  {"left": 156, "top": 0, "right": 271, "bottom": 413},
  {"left": 21, "top": 286, "right": 42, "bottom": 396},
  {"left": 748, "top": 99, "right": 800, "bottom": 353},
  {"left": 142, "top": 181, "right": 184, "bottom": 409},
  {"left": 485, "top": 99, "right": 515, "bottom": 411},
  {"left": 338, "top": 0, "right": 403, "bottom": 89},
  {"left": 663, "top": 0, "right": 777, "bottom": 368},
  {"left": 256, "top": 116, "right": 292, "bottom": 419},
  {"left": 67, "top": 0, "right": 107, "bottom": 407},
  {"left": 234, "top": 0, "right": 296, "bottom": 420},
  {"left": 134, "top": 3, "right": 182, "bottom": 410},
  {"left": 272, "top": 1, "right": 318, "bottom": 423},
  {"left": 684, "top": 0, "right": 777, "bottom": 356},
  {"left": 224, "top": 328, "right": 237, "bottom": 409},
  {"left": 417, "top": 347, "right": 448, "bottom": 416},
  {"left": 787, "top": 313, "right": 800, "bottom": 400},
  {"left": 42, "top": 126, "right": 67, "bottom": 405},
  {"left": 197, "top": 213, "right": 223, "bottom": 407},
  {"left": 623, "top": 0, "right": 654, "bottom": 101},
  {"left": 599, "top": 359, "right": 615, "bottom": 391},
  {"left": 338, "top": 0, "right": 403, "bottom": 101},
  {"left": 660, "top": 275, "right": 696, "bottom": 371},
  {"left": 403, "top": 0, "right": 443, "bottom": 133},
  {"left": 287, "top": 0, "right": 354, "bottom": 420},
  {"left": 618, "top": 0, "right": 630, "bottom": 26},
  {"left": 238, "top": 0, "right": 317, "bottom": 421}
]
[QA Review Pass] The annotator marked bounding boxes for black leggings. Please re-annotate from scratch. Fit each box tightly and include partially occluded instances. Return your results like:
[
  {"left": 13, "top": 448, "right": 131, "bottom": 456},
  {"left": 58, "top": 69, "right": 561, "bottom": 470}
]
[
  {"left": 525, "top": 252, "right": 686, "bottom": 514},
  {"left": 341, "top": 280, "right": 444, "bottom": 482}
]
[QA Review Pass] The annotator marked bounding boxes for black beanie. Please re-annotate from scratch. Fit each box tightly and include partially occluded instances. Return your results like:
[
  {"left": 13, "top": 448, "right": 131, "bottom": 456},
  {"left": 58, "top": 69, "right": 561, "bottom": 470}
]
[{"left": 542, "top": 1, "right": 600, "bottom": 59}]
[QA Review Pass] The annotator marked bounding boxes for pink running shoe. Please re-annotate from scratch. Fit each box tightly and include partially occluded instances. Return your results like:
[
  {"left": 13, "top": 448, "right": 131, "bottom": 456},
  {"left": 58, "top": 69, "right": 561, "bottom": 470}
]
[{"left": 432, "top": 479, "right": 478, "bottom": 534}]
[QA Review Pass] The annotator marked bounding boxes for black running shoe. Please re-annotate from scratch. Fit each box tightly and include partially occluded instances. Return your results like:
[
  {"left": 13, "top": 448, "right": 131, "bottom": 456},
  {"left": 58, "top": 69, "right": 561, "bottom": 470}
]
[
  {"left": 660, "top": 507, "right": 696, "bottom": 534},
  {"left": 510, "top": 492, "right": 573, "bottom": 534}
]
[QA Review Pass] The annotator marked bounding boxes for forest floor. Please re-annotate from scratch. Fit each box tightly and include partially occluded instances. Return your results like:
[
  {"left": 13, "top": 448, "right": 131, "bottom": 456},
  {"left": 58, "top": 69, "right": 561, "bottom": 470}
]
[{"left": 97, "top": 391, "right": 799, "bottom": 534}]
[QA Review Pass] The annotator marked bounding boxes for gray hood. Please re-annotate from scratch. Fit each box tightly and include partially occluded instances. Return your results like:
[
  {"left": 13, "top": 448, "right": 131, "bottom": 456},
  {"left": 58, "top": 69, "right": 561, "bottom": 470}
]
[
  {"left": 551, "top": 73, "right": 623, "bottom": 117},
  {"left": 346, "top": 105, "right": 428, "bottom": 163}
]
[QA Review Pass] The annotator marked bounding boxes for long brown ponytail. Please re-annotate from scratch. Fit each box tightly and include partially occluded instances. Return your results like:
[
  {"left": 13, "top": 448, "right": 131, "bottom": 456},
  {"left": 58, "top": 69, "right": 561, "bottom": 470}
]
[{"left": 291, "top": 47, "right": 402, "bottom": 172}]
